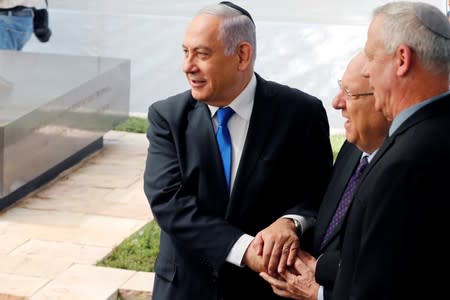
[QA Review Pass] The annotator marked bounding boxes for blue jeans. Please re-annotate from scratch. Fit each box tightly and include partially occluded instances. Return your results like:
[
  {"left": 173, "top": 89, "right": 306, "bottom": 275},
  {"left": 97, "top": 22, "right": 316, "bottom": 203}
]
[{"left": 0, "top": 10, "right": 34, "bottom": 50}]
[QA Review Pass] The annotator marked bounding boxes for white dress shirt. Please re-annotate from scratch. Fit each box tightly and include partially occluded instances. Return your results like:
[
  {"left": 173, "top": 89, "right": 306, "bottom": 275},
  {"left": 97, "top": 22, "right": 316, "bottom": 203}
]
[
  {"left": 208, "top": 74, "right": 256, "bottom": 266},
  {"left": 209, "top": 74, "right": 308, "bottom": 267}
]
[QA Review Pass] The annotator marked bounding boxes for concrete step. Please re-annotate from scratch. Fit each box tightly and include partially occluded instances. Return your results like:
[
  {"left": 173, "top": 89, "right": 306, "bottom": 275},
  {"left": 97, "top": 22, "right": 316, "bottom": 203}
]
[{"left": 0, "top": 131, "right": 154, "bottom": 299}]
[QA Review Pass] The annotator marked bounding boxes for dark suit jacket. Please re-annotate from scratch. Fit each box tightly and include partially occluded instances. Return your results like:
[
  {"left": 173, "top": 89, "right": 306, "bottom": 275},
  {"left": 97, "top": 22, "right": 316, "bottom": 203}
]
[
  {"left": 143, "top": 74, "right": 333, "bottom": 300},
  {"left": 310, "top": 141, "right": 362, "bottom": 300},
  {"left": 333, "top": 93, "right": 450, "bottom": 300}
]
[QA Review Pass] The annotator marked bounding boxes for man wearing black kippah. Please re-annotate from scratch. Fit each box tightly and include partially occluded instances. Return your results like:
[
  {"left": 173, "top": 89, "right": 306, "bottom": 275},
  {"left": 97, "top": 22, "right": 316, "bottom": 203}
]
[{"left": 143, "top": 1, "right": 333, "bottom": 299}]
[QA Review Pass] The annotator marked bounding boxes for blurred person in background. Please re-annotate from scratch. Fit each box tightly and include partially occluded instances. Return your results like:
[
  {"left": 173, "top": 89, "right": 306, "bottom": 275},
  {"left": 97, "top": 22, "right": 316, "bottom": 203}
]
[{"left": 0, "top": 0, "right": 46, "bottom": 50}]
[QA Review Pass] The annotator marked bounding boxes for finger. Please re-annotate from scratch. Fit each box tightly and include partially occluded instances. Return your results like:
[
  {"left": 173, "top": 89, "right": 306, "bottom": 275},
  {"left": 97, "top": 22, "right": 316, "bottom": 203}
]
[
  {"left": 271, "top": 286, "right": 293, "bottom": 298},
  {"left": 253, "top": 233, "right": 264, "bottom": 256},
  {"left": 298, "top": 252, "right": 315, "bottom": 270},
  {"left": 260, "top": 272, "right": 294, "bottom": 299},
  {"left": 262, "top": 239, "right": 275, "bottom": 272},
  {"left": 286, "top": 240, "right": 300, "bottom": 267},
  {"left": 299, "top": 249, "right": 312, "bottom": 262},
  {"left": 267, "top": 241, "right": 283, "bottom": 275},
  {"left": 283, "top": 268, "right": 301, "bottom": 283},
  {"left": 277, "top": 268, "right": 293, "bottom": 280},
  {"left": 303, "top": 250, "right": 317, "bottom": 268},
  {"left": 268, "top": 272, "right": 302, "bottom": 299},
  {"left": 277, "top": 244, "right": 291, "bottom": 273},
  {"left": 293, "top": 257, "right": 309, "bottom": 274},
  {"left": 259, "top": 272, "right": 285, "bottom": 288}
]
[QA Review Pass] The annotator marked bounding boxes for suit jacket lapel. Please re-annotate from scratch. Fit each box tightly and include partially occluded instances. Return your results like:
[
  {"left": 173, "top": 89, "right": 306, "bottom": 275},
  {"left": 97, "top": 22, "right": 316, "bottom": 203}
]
[
  {"left": 226, "top": 75, "right": 276, "bottom": 214},
  {"left": 186, "top": 100, "right": 230, "bottom": 211}
]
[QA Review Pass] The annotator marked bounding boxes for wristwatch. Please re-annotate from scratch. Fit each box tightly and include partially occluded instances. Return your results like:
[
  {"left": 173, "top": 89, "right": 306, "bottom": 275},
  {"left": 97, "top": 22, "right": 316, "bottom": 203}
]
[{"left": 291, "top": 218, "right": 303, "bottom": 237}]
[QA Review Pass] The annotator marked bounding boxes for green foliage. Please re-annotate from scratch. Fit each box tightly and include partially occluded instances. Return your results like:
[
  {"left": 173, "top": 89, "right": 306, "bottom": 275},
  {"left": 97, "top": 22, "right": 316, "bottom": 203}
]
[
  {"left": 113, "top": 116, "right": 346, "bottom": 162},
  {"left": 330, "top": 134, "right": 346, "bottom": 162},
  {"left": 114, "top": 116, "right": 149, "bottom": 133},
  {"left": 96, "top": 220, "right": 160, "bottom": 272}
]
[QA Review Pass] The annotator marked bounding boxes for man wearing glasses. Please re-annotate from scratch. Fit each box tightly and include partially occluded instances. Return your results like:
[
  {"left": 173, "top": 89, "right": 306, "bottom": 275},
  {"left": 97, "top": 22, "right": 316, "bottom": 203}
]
[{"left": 260, "top": 51, "right": 390, "bottom": 300}]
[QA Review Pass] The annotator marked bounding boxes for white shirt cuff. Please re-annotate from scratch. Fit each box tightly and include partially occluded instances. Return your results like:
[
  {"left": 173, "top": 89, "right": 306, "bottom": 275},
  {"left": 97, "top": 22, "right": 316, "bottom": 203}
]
[
  {"left": 318, "top": 285, "right": 324, "bottom": 300},
  {"left": 225, "top": 234, "right": 254, "bottom": 267}
]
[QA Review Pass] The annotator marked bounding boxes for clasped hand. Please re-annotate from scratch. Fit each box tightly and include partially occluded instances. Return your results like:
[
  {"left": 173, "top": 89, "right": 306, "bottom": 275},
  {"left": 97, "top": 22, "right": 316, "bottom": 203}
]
[
  {"left": 243, "top": 218, "right": 299, "bottom": 275},
  {"left": 242, "top": 218, "right": 319, "bottom": 300},
  {"left": 260, "top": 250, "right": 319, "bottom": 300}
]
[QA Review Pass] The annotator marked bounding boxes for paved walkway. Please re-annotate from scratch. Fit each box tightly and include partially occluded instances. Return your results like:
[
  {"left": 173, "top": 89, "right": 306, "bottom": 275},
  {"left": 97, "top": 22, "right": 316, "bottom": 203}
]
[{"left": 0, "top": 131, "right": 154, "bottom": 299}]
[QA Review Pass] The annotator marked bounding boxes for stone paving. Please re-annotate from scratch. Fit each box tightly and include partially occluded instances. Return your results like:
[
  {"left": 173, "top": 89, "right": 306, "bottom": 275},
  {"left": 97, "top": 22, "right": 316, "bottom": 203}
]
[{"left": 0, "top": 131, "right": 154, "bottom": 299}]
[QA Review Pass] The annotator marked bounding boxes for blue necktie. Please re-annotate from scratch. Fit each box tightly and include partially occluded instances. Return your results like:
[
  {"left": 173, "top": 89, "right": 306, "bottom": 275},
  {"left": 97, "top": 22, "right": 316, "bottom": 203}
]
[{"left": 216, "top": 107, "right": 234, "bottom": 192}]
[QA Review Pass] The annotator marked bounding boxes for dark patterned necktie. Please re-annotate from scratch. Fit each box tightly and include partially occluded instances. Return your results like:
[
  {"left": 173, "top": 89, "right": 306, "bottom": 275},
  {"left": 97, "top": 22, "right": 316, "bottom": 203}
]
[
  {"left": 216, "top": 107, "right": 234, "bottom": 193},
  {"left": 320, "top": 155, "right": 369, "bottom": 249}
]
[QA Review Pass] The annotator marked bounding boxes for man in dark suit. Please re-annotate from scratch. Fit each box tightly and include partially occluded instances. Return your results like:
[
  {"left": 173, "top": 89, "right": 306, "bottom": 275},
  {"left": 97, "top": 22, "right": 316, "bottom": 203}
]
[
  {"left": 260, "top": 52, "right": 390, "bottom": 299},
  {"left": 331, "top": 2, "right": 450, "bottom": 299},
  {"left": 143, "top": 2, "right": 333, "bottom": 299}
]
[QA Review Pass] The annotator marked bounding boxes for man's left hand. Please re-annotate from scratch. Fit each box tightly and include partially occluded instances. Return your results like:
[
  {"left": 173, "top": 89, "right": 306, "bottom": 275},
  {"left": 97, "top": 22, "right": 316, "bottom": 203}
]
[{"left": 253, "top": 218, "right": 299, "bottom": 275}]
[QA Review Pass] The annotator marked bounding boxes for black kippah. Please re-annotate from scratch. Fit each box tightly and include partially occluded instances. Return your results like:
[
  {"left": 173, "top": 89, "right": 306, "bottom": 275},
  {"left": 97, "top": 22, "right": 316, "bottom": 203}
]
[
  {"left": 219, "top": 1, "right": 255, "bottom": 25},
  {"left": 415, "top": 7, "right": 450, "bottom": 39}
]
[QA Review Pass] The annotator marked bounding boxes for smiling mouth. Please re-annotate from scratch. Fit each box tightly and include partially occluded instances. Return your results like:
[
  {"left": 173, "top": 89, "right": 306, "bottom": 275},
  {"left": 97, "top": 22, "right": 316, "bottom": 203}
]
[{"left": 189, "top": 78, "right": 206, "bottom": 88}]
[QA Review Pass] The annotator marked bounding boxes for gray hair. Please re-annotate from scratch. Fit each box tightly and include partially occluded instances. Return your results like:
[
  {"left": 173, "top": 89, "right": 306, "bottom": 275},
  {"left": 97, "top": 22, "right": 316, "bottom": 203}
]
[
  {"left": 197, "top": 3, "right": 257, "bottom": 66},
  {"left": 373, "top": 1, "right": 450, "bottom": 76}
]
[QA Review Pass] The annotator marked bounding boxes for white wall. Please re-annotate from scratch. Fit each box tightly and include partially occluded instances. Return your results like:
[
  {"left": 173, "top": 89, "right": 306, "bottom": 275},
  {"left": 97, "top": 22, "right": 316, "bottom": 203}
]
[{"left": 24, "top": 0, "right": 448, "bottom": 129}]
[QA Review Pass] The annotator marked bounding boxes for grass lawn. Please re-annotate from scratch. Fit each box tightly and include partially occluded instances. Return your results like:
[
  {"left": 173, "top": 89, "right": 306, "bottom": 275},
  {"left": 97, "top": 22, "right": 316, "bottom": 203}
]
[
  {"left": 97, "top": 116, "right": 345, "bottom": 272},
  {"left": 96, "top": 220, "right": 160, "bottom": 272}
]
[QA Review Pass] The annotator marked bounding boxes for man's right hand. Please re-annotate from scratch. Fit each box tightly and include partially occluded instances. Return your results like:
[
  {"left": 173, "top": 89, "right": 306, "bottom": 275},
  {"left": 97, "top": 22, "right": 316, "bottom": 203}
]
[{"left": 259, "top": 250, "right": 319, "bottom": 300}]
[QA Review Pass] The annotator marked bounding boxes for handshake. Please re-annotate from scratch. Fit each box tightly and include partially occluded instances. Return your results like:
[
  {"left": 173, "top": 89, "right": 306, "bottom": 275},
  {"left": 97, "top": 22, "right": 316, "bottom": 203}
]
[{"left": 243, "top": 218, "right": 320, "bottom": 300}]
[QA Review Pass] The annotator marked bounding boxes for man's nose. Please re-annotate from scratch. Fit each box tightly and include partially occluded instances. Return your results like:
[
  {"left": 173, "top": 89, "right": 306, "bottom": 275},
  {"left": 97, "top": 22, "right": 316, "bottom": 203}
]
[
  {"left": 332, "top": 90, "right": 346, "bottom": 110},
  {"left": 183, "top": 54, "right": 198, "bottom": 73}
]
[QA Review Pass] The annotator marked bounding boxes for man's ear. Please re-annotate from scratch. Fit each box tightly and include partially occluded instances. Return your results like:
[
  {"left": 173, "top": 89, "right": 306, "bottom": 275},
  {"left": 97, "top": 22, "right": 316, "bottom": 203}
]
[
  {"left": 395, "top": 44, "right": 413, "bottom": 76},
  {"left": 236, "top": 42, "right": 252, "bottom": 70}
]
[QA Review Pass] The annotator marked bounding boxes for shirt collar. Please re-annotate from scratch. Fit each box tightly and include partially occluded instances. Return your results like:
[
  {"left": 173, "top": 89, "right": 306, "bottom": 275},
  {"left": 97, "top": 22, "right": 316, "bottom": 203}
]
[
  {"left": 389, "top": 90, "right": 450, "bottom": 136},
  {"left": 209, "top": 73, "right": 256, "bottom": 122},
  {"left": 364, "top": 149, "right": 378, "bottom": 163}
]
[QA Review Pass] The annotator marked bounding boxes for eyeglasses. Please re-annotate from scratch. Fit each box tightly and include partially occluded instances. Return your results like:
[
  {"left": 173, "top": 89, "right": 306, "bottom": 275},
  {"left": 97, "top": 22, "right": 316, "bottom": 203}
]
[{"left": 337, "top": 80, "right": 374, "bottom": 100}]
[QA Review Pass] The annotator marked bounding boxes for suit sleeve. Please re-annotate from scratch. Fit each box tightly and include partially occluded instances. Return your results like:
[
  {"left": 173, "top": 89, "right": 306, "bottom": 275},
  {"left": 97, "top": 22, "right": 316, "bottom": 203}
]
[
  {"left": 316, "top": 251, "right": 340, "bottom": 296},
  {"left": 285, "top": 99, "right": 333, "bottom": 221},
  {"left": 143, "top": 104, "right": 243, "bottom": 272},
  {"left": 345, "top": 159, "right": 438, "bottom": 299}
]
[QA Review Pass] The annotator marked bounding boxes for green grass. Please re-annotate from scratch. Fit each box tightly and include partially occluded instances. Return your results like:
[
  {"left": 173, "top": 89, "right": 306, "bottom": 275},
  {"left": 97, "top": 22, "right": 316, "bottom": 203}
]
[
  {"left": 96, "top": 220, "right": 160, "bottom": 272},
  {"left": 114, "top": 116, "right": 149, "bottom": 133},
  {"left": 100, "top": 116, "right": 346, "bottom": 272},
  {"left": 331, "top": 133, "right": 346, "bottom": 161},
  {"left": 114, "top": 116, "right": 345, "bottom": 161}
]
